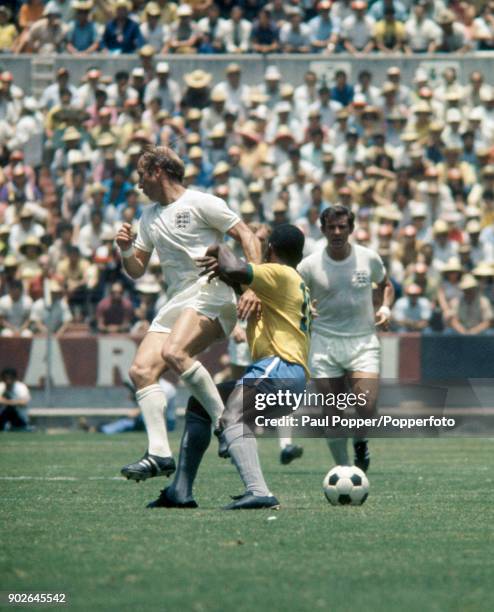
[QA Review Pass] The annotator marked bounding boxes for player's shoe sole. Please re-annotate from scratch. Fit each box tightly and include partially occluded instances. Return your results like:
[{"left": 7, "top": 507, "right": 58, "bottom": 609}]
[
  {"left": 353, "top": 440, "right": 370, "bottom": 473},
  {"left": 147, "top": 487, "right": 198, "bottom": 509},
  {"left": 280, "top": 444, "right": 304, "bottom": 465},
  {"left": 121, "top": 452, "right": 176, "bottom": 482},
  {"left": 223, "top": 492, "right": 280, "bottom": 510}
]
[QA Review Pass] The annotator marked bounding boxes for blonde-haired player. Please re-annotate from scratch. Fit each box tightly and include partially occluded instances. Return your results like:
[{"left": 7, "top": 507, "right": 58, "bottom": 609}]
[{"left": 116, "top": 145, "right": 261, "bottom": 481}]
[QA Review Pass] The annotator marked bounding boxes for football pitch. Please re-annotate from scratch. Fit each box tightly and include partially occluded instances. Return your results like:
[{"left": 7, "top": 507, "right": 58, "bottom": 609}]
[{"left": 1, "top": 433, "right": 494, "bottom": 612}]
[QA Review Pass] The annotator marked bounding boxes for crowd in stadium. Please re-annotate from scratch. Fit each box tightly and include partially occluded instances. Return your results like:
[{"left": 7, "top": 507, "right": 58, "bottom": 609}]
[
  {"left": 0, "top": 1, "right": 493, "bottom": 339},
  {"left": 1, "top": 0, "right": 494, "bottom": 55}
]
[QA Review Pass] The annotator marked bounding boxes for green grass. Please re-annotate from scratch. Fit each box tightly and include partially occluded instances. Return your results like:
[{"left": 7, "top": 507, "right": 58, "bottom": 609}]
[{"left": 1, "top": 433, "right": 494, "bottom": 612}]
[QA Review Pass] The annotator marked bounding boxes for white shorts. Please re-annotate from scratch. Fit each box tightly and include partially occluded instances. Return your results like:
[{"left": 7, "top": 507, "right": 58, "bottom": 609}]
[
  {"left": 228, "top": 339, "right": 252, "bottom": 367},
  {"left": 309, "top": 332, "right": 381, "bottom": 378},
  {"left": 149, "top": 277, "right": 237, "bottom": 336}
]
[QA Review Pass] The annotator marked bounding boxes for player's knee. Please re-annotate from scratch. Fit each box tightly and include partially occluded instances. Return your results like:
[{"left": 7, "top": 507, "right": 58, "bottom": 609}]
[
  {"left": 129, "top": 362, "right": 156, "bottom": 389},
  {"left": 186, "top": 396, "right": 211, "bottom": 422},
  {"left": 161, "top": 342, "right": 186, "bottom": 372},
  {"left": 220, "top": 409, "right": 241, "bottom": 430}
]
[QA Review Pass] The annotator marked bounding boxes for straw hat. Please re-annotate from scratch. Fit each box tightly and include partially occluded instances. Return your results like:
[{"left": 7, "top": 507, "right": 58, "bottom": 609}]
[
  {"left": 62, "top": 127, "right": 81, "bottom": 142},
  {"left": 19, "top": 236, "right": 43, "bottom": 255},
  {"left": 240, "top": 201, "right": 256, "bottom": 215},
  {"left": 184, "top": 70, "right": 212, "bottom": 89},
  {"left": 441, "top": 258, "right": 462, "bottom": 274},
  {"left": 458, "top": 274, "right": 478, "bottom": 290},
  {"left": 213, "top": 161, "right": 230, "bottom": 177}
]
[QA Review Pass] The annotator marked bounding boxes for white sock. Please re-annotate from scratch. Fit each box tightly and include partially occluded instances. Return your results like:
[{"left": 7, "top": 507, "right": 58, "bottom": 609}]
[
  {"left": 180, "top": 361, "right": 225, "bottom": 427},
  {"left": 135, "top": 384, "right": 172, "bottom": 458},
  {"left": 278, "top": 435, "right": 292, "bottom": 450},
  {"left": 326, "top": 438, "right": 349, "bottom": 465}
]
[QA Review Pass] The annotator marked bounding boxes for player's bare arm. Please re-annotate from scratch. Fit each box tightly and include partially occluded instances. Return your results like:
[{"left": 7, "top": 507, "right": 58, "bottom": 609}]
[
  {"left": 227, "top": 221, "right": 262, "bottom": 265},
  {"left": 116, "top": 222, "right": 151, "bottom": 279},
  {"left": 375, "top": 277, "right": 394, "bottom": 330},
  {"left": 226, "top": 221, "right": 262, "bottom": 319},
  {"left": 197, "top": 244, "right": 250, "bottom": 286}
]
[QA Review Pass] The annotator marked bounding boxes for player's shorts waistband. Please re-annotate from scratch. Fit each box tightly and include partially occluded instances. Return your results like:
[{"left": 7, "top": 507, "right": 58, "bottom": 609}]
[{"left": 239, "top": 356, "right": 306, "bottom": 386}]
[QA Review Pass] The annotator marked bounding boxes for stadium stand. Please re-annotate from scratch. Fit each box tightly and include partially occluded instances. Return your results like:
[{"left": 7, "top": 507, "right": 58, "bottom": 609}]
[{"left": 0, "top": 0, "right": 493, "bottom": 357}]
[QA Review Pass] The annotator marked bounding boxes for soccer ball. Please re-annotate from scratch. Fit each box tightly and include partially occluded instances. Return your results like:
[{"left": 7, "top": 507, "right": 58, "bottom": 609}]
[{"left": 322, "top": 465, "right": 369, "bottom": 506}]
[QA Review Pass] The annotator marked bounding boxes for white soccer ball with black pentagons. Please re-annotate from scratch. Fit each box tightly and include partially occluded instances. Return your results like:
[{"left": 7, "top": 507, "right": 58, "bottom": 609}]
[{"left": 323, "top": 465, "right": 369, "bottom": 506}]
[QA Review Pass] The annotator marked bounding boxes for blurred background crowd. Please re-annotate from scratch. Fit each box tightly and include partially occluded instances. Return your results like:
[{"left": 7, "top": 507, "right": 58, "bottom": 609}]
[
  {"left": 1, "top": 0, "right": 494, "bottom": 55},
  {"left": 0, "top": 1, "right": 493, "bottom": 340}
]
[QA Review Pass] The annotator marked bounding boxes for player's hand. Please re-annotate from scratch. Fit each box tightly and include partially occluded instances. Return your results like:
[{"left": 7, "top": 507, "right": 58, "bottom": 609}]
[
  {"left": 116, "top": 223, "right": 134, "bottom": 251},
  {"left": 310, "top": 299, "right": 319, "bottom": 319},
  {"left": 231, "top": 324, "right": 247, "bottom": 343},
  {"left": 237, "top": 289, "right": 261, "bottom": 321},
  {"left": 196, "top": 245, "right": 220, "bottom": 282},
  {"left": 375, "top": 306, "right": 391, "bottom": 330}
]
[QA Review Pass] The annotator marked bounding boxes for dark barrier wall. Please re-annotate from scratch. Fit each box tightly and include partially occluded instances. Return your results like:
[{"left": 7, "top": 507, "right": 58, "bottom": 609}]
[
  {"left": 421, "top": 334, "right": 494, "bottom": 381},
  {"left": 1, "top": 333, "right": 492, "bottom": 386}
]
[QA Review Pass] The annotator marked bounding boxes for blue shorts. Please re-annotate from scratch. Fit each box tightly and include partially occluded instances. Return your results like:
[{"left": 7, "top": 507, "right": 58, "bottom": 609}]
[{"left": 238, "top": 356, "right": 306, "bottom": 395}]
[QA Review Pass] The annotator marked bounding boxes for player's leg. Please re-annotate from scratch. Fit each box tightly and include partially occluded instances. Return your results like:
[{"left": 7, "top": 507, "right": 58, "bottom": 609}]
[
  {"left": 348, "top": 372, "right": 380, "bottom": 472},
  {"left": 278, "top": 428, "right": 304, "bottom": 465},
  {"left": 161, "top": 308, "right": 227, "bottom": 427},
  {"left": 315, "top": 376, "right": 352, "bottom": 465},
  {"left": 121, "top": 332, "right": 174, "bottom": 481},
  {"left": 148, "top": 382, "right": 236, "bottom": 508},
  {"left": 220, "top": 384, "right": 280, "bottom": 509},
  {"left": 310, "top": 332, "right": 351, "bottom": 465},
  {"left": 345, "top": 333, "right": 381, "bottom": 472}
]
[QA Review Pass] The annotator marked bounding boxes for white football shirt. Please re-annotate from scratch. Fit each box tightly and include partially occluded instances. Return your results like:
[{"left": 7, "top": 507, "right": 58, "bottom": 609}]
[
  {"left": 135, "top": 189, "right": 240, "bottom": 298},
  {"left": 298, "top": 244, "right": 385, "bottom": 337}
]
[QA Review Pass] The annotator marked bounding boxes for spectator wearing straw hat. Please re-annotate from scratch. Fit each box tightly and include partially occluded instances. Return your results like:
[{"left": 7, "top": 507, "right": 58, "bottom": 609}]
[
  {"left": 0, "top": 279, "right": 33, "bottom": 337},
  {"left": 1, "top": 170, "right": 40, "bottom": 215},
  {"left": 39, "top": 68, "right": 78, "bottom": 112},
  {"left": 27, "top": 2, "right": 67, "bottom": 53},
  {"left": 18, "top": 235, "right": 44, "bottom": 284},
  {"left": 144, "top": 62, "right": 180, "bottom": 115},
  {"left": 215, "top": 63, "right": 250, "bottom": 117},
  {"left": 29, "top": 279, "right": 73, "bottom": 336},
  {"left": 307, "top": 1, "right": 339, "bottom": 53},
  {"left": 182, "top": 69, "right": 212, "bottom": 110},
  {"left": 279, "top": 6, "right": 311, "bottom": 53},
  {"left": 391, "top": 283, "right": 432, "bottom": 332},
  {"left": 56, "top": 245, "right": 92, "bottom": 319},
  {"left": 164, "top": 3, "right": 200, "bottom": 53},
  {"left": 340, "top": 1, "right": 375, "bottom": 54},
  {"left": 106, "top": 70, "right": 138, "bottom": 112},
  {"left": 449, "top": 274, "right": 493, "bottom": 334},
  {"left": 404, "top": 0, "right": 439, "bottom": 53},
  {"left": 139, "top": 2, "right": 167, "bottom": 52},
  {"left": 222, "top": 5, "right": 251, "bottom": 54},
  {"left": 431, "top": 8, "right": 471, "bottom": 53},
  {"left": 8, "top": 205, "right": 44, "bottom": 254},
  {"left": 66, "top": 0, "right": 99, "bottom": 54}
]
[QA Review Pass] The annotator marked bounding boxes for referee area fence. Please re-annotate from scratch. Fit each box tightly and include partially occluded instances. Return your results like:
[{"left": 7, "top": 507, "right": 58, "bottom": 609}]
[{"left": 3, "top": 52, "right": 494, "bottom": 95}]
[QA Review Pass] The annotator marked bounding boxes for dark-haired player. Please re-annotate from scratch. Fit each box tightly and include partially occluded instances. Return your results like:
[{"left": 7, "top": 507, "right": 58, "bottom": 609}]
[
  {"left": 298, "top": 205, "right": 393, "bottom": 471},
  {"left": 116, "top": 145, "right": 261, "bottom": 481},
  {"left": 147, "top": 224, "right": 311, "bottom": 510}
]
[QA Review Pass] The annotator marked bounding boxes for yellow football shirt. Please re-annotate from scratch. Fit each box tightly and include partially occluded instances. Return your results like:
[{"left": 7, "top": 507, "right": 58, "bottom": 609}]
[{"left": 246, "top": 263, "right": 311, "bottom": 377}]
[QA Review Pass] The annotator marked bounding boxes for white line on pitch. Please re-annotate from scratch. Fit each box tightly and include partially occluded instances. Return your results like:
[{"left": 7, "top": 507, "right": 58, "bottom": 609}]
[{"left": 0, "top": 476, "right": 124, "bottom": 481}]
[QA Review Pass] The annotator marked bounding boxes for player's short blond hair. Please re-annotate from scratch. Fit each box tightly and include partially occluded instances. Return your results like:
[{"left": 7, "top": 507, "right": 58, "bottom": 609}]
[{"left": 139, "top": 145, "right": 185, "bottom": 184}]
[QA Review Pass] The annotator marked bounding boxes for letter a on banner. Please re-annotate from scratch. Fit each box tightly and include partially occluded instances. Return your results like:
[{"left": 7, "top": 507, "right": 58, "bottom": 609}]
[{"left": 24, "top": 338, "right": 70, "bottom": 386}]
